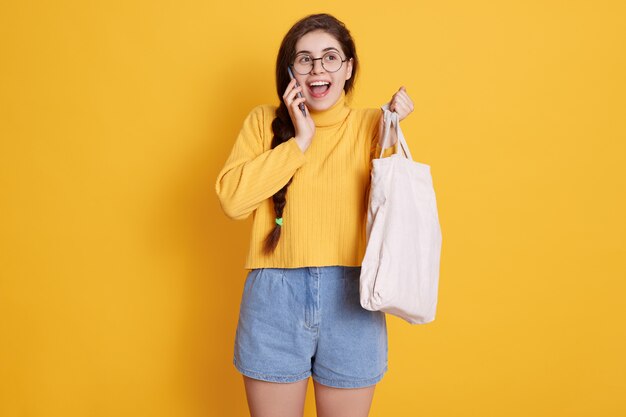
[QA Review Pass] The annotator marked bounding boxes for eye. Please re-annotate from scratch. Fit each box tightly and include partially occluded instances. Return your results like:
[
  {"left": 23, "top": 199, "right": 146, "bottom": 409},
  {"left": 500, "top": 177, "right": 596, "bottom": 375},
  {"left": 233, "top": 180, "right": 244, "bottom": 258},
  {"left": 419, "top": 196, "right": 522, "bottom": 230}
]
[
  {"left": 324, "top": 52, "right": 340, "bottom": 61},
  {"left": 297, "top": 55, "right": 312, "bottom": 64}
]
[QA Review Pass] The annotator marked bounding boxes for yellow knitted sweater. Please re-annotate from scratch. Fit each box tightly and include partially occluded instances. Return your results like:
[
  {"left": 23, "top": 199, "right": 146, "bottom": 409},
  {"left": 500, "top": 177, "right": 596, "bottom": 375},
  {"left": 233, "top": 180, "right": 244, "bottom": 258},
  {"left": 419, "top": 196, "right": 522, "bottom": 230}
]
[{"left": 215, "top": 91, "right": 395, "bottom": 269}]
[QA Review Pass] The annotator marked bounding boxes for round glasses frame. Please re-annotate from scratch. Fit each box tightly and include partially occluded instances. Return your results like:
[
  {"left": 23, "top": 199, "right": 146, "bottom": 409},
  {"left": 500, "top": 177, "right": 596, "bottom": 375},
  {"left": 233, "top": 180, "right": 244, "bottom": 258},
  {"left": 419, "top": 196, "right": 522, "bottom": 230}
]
[{"left": 290, "top": 51, "right": 349, "bottom": 75}]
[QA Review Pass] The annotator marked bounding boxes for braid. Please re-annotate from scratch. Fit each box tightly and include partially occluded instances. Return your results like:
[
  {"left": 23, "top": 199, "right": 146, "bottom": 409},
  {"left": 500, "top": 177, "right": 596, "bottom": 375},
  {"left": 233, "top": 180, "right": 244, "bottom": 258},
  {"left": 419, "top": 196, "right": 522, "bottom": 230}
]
[
  {"left": 264, "top": 13, "right": 359, "bottom": 254},
  {"left": 263, "top": 103, "right": 295, "bottom": 254}
]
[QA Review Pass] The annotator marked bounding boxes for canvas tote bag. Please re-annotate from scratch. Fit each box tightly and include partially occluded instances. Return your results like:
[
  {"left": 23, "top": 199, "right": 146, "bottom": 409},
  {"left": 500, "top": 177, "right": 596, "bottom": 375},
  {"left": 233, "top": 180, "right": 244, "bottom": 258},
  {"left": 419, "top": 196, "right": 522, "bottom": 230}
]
[{"left": 359, "top": 104, "right": 443, "bottom": 324}]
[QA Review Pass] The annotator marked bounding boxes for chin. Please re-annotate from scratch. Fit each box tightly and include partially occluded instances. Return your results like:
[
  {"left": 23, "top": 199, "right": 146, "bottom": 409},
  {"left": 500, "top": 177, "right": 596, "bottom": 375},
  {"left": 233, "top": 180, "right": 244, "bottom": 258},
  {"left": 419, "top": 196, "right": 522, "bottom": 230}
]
[{"left": 308, "top": 91, "right": 340, "bottom": 111}]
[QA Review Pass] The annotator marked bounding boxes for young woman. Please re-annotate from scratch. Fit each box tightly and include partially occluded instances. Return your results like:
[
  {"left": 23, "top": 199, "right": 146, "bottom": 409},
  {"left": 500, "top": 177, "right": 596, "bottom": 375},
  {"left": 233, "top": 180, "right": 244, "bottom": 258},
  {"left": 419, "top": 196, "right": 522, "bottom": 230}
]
[{"left": 216, "top": 13, "right": 414, "bottom": 417}]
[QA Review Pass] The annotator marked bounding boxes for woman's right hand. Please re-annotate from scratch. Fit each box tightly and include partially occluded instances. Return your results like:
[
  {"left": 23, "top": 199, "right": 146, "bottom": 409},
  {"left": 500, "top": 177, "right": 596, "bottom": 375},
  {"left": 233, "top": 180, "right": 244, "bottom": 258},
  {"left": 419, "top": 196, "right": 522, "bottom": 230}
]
[{"left": 283, "top": 78, "right": 315, "bottom": 152}]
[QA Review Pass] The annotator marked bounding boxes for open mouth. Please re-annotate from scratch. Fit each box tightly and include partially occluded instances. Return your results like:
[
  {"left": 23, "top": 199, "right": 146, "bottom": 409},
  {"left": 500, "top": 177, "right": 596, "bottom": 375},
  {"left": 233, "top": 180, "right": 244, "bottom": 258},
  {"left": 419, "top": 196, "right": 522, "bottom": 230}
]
[{"left": 307, "top": 80, "right": 332, "bottom": 98}]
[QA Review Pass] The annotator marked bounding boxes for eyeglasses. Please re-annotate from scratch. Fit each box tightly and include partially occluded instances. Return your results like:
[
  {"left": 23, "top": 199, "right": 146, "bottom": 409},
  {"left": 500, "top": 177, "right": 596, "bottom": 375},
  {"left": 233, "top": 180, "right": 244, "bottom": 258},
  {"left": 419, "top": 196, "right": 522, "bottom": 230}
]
[{"left": 291, "top": 51, "right": 349, "bottom": 75}]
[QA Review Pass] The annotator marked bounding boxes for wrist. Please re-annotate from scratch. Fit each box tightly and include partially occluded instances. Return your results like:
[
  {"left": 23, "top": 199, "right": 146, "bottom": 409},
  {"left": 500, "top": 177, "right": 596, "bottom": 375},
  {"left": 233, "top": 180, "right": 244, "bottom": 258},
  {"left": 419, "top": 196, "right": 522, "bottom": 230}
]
[{"left": 294, "top": 135, "right": 311, "bottom": 152}]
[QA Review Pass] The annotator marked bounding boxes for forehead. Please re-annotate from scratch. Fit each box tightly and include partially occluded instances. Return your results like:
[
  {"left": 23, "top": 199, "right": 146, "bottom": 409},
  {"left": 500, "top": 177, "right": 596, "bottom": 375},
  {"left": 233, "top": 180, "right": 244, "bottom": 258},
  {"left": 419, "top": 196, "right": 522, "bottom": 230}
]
[{"left": 295, "top": 30, "right": 343, "bottom": 55}]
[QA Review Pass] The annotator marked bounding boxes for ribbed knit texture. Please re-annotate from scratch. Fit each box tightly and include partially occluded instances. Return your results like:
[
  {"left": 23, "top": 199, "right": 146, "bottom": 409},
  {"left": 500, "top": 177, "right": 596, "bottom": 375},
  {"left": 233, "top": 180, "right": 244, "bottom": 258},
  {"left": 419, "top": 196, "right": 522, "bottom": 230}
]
[{"left": 215, "top": 90, "right": 396, "bottom": 269}]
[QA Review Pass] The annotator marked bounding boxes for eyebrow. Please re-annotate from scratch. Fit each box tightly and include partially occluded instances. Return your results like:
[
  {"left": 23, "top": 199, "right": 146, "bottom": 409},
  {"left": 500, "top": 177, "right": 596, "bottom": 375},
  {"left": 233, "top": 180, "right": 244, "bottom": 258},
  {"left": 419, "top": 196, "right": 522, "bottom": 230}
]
[{"left": 295, "top": 47, "right": 340, "bottom": 55}]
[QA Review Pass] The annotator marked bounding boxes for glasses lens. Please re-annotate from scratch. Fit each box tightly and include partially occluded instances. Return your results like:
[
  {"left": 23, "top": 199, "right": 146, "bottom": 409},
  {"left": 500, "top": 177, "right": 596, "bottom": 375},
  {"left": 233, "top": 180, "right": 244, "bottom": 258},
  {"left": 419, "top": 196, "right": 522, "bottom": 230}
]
[
  {"left": 293, "top": 55, "right": 312, "bottom": 75},
  {"left": 322, "top": 52, "right": 343, "bottom": 72}
]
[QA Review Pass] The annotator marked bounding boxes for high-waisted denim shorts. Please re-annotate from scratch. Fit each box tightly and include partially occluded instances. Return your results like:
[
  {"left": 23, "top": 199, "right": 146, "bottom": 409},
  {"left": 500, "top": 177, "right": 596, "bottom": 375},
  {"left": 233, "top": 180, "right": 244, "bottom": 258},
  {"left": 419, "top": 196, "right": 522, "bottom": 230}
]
[{"left": 233, "top": 266, "right": 388, "bottom": 389}]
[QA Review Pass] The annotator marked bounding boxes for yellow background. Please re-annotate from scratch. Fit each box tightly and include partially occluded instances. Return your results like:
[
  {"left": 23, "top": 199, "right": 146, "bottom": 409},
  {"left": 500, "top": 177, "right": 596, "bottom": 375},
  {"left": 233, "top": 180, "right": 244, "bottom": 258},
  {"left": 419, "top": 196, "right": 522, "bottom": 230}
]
[{"left": 1, "top": 0, "right": 625, "bottom": 416}]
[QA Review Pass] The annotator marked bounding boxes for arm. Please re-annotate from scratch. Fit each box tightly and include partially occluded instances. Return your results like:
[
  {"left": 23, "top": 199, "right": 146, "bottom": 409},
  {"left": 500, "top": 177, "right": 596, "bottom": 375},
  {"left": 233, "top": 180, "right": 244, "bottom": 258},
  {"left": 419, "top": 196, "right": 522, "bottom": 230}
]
[{"left": 215, "top": 106, "right": 307, "bottom": 220}]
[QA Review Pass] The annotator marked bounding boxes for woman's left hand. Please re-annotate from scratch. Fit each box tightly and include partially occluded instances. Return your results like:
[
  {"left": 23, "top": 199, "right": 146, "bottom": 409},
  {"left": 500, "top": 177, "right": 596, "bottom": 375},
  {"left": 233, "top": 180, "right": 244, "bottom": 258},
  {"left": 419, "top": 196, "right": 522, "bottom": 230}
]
[
  {"left": 376, "top": 86, "right": 415, "bottom": 150},
  {"left": 389, "top": 86, "right": 414, "bottom": 121}
]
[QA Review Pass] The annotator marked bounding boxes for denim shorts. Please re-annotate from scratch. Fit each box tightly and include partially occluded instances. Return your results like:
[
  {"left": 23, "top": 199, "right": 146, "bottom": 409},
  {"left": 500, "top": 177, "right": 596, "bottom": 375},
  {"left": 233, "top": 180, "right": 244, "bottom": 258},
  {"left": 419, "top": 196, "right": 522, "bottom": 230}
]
[{"left": 233, "top": 266, "right": 388, "bottom": 389}]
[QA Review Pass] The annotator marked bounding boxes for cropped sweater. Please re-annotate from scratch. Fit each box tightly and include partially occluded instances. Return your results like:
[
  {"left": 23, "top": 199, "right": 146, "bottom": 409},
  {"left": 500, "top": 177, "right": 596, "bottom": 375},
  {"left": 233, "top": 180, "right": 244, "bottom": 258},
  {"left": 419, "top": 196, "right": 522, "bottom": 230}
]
[{"left": 215, "top": 90, "right": 395, "bottom": 269}]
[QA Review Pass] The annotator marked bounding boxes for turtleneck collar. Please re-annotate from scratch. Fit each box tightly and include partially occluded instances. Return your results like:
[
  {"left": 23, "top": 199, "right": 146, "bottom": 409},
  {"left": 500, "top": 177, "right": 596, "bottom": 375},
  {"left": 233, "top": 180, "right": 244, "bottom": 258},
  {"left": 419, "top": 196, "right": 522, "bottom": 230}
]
[{"left": 308, "top": 90, "right": 350, "bottom": 128}]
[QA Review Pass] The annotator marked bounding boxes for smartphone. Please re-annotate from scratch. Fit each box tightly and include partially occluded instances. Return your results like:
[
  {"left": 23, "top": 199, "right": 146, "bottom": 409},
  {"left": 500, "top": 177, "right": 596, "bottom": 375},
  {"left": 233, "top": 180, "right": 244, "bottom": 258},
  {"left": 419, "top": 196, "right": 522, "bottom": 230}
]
[{"left": 287, "top": 66, "right": 307, "bottom": 117}]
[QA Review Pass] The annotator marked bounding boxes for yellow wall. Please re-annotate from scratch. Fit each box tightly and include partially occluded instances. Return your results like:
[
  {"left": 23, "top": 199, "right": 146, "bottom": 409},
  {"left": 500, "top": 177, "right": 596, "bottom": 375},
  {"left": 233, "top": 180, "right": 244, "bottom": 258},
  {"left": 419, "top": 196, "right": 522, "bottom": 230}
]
[{"left": 1, "top": 1, "right": 625, "bottom": 416}]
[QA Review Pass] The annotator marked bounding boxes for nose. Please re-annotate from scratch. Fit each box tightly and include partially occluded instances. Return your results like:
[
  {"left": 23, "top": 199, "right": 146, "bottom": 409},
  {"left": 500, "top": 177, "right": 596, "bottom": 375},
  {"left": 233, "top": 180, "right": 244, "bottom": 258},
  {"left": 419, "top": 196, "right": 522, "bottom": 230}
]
[{"left": 311, "top": 58, "right": 325, "bottom": 74}]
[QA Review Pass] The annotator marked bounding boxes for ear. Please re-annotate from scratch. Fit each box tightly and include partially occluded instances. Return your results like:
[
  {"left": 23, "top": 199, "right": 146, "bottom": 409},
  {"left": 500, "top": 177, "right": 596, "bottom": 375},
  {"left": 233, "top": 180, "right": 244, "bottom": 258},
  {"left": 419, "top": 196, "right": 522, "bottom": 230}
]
[{"left": 345, "top": 58, "right": 353, "bottom": 81}]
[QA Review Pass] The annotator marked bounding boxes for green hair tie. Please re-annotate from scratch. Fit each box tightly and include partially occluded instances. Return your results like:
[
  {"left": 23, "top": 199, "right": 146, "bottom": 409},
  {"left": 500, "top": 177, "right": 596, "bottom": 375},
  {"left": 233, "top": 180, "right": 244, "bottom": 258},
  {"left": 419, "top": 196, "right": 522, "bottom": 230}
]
[{"left": 275, "top": 217, "right": 283, "bottom": 226}]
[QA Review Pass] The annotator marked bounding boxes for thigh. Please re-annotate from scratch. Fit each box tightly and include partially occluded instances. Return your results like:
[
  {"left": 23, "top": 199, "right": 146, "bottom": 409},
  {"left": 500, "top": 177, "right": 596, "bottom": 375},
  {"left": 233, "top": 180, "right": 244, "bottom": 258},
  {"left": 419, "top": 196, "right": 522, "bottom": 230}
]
[
  {"left": 243, "top": 375, "right": 309, "bottom": 417},
  {"left": 313, "top": 380, "right": 376, "bottom": 417}
]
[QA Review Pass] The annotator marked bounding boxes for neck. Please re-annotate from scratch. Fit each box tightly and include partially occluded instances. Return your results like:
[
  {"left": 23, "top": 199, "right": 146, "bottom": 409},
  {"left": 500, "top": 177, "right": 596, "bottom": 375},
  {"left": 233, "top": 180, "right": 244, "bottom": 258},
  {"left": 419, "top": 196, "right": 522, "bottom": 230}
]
[{"left": 308, "top": 90, "right": 350, "bottom": 127}]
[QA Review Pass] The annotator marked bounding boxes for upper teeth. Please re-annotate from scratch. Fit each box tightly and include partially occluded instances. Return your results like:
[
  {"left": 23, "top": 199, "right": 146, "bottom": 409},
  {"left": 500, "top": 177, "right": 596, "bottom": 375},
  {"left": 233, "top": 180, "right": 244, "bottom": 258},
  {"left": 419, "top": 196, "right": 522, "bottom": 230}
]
[{"left": 310, "top": 81, "right": 330, "bottom": 86}]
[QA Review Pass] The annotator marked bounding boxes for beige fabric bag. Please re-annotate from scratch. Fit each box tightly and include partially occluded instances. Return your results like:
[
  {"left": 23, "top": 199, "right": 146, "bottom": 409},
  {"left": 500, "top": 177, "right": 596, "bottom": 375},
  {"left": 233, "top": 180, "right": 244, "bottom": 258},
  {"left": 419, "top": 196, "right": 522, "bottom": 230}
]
[{"left": 360, "top": 105, "right": 443, "bottom": 324}]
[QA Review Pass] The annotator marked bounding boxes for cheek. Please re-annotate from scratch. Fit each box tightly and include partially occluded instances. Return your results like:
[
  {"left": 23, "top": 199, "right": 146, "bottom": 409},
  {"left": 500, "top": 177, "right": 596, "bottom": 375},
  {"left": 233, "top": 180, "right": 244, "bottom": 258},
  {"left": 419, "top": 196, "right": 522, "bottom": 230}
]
[
  {"left": 332, "top": 75, "right": 347, "bottom": 90},
  {"left": 334, "top": 68, "right": 350, "bottom": 86}
]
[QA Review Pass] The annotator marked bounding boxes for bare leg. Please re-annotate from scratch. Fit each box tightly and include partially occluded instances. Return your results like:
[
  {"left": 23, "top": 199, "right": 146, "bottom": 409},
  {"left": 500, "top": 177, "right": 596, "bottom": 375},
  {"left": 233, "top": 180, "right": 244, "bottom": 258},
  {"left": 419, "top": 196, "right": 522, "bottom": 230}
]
[
  {"left": 313, "top": 380, "right": 376, "bottom": 417},
  {"left": 242, "top": 375, "right": 309, "bottom": 417}
]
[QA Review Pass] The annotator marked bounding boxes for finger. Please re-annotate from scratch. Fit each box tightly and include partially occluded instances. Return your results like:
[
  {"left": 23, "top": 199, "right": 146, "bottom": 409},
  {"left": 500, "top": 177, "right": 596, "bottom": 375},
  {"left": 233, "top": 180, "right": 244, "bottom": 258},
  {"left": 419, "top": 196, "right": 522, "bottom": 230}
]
[
  {"left": 292, "top": 96, "right": 306, "bottom": 108},
  {"left": 396, "top": 88, "right": 409, "bottom": 99},
  {"left": 294, "top": 97, "right": 307, "bottom": 110},
  {"left": 390, "top": 89, "right": 407, "bottom": 111},
  {"left": 284, "top": 84, "right": 302, "bottom": 106},
  {"left": 390, "top": 98, "right": 403, "bottom": 113},
  {"left": 393, "top": 90, "right": 413, "bottom": 111},
  {"left": 394, "top": 93, "right": 413, "bottom": 112},
  {"left": 284, "top": 78, "right": 297, "bottom": 94},
  {"left": 393, "top": 96, "right": 413, "bottom": 116},
  {"left": 398, "top": 89, "right": 413, "bottom": 105},
  {"left": 287, "top": 85, "right": 304, "bottom": 104},
  {"left": 389, "top": 100, "right": 396, "bottom": 112},
  {"left": 400, "top": 90, "right": 415, "bottom": 110},
  {"left": 396, "top": 87, "right": 413, "bottom": 104},
  {"left": 290, "top": 97, "right": 307, "bottom": 117},
  {"left": 394, "top": 87, "right": 410, "bottom": 100},
  {"left": 282, "top": 78, "right": 298, "bottom": 100},
  {"left": 393, "top": 101, "right": 409, "bottom": 117}
]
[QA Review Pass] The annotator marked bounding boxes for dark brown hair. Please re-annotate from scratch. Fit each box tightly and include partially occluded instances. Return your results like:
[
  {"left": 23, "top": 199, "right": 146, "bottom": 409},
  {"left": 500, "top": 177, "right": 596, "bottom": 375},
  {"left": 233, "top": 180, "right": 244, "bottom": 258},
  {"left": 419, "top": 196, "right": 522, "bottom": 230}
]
[{"left": 263, "top": 13, "right": 359, "bottom": 254}]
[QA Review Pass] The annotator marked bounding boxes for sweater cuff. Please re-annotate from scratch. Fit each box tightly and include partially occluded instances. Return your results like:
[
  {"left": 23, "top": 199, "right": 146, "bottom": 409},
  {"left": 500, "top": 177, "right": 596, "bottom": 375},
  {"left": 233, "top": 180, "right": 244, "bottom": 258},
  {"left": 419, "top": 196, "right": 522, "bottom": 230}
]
[
  {"left": 374, "top": 143, "right": 397, "bottom": 158},
  {"left": 381, "top": 145, "right": 396, "bottom": 157}
]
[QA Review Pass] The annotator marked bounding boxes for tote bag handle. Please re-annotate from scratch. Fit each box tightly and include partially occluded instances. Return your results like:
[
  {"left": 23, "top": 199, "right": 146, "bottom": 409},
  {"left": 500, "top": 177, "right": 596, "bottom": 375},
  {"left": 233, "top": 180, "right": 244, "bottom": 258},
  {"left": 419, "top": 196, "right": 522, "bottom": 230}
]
[{"left": 379, "top": 103, "right": 413, "bottom": 161}]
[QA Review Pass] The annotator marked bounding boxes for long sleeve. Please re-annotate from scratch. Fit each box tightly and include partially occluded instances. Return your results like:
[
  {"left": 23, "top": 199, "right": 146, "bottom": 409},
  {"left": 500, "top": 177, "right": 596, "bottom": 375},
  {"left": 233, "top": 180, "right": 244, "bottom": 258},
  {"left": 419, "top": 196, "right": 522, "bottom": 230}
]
[{"left": 215, "top": 105, "right": 307, "bottom": 220}]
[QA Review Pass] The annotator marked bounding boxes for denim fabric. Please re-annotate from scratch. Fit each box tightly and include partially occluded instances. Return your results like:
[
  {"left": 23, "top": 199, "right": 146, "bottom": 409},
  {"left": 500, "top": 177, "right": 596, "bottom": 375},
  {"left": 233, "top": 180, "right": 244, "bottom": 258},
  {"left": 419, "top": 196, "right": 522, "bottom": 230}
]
[{"left": 233, "top": 266, "right": 388, "bottom": 389}]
